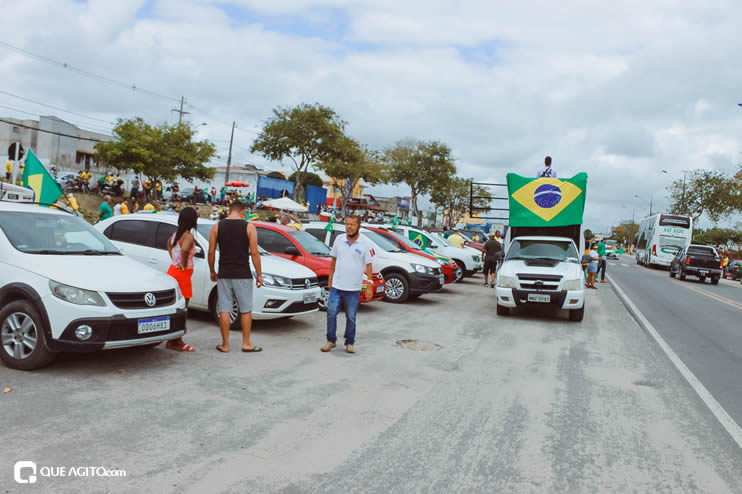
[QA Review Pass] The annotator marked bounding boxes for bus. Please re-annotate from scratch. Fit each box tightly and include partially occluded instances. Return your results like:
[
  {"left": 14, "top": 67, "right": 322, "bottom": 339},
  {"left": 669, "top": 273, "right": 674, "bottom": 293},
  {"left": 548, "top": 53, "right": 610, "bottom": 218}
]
[{"left": 635, "top": 213, "right": 693, "bottom": 268}]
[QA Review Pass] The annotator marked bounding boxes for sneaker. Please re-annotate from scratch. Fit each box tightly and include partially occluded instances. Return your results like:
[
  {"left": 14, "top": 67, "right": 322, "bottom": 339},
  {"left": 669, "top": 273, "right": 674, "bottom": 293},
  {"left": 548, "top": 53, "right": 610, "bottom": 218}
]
[
  {"left": 320, "top": 342, "right": 336, "bottom": 352},
  {"left": 346, "top": 345, "right": 355, "bottom": 354}
]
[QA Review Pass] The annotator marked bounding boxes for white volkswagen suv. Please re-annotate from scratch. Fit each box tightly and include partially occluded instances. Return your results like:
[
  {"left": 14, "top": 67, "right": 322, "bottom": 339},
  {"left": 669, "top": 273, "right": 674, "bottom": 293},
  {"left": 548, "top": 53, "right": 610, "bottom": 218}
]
[
  {"left": 96, "top": 213, "right": 321, "bottom": 328},
  {"left": 0, "top": 202, "right": 187, "bottom": 370}
]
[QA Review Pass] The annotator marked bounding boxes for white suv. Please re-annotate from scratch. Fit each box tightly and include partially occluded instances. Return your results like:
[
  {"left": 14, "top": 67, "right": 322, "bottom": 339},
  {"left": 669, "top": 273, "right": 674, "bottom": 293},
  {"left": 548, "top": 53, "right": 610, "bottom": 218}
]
[
  {"left": 391, "top": 225, "right": 484, "bottom": 278},
  {"left": 96, "top": 213, "right": 321, "bottom": 328},
  {"left": 0, "top": 202, "right": 187, "bottom": 370}
]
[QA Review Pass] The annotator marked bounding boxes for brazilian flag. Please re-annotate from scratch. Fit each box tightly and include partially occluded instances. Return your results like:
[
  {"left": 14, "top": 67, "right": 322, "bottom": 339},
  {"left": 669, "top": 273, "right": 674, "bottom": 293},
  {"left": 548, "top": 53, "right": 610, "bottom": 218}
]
[
  {"left": 247, "top": 212, "right": 259, "bottom": 221},
  {"left": 408, "top": 231, "right": 429, "bottom": 249},
  {"left": 22, "top": 149, "right": 64, "bottom": 206},
  {"left": 507, "top": 173, "right": 587, "bottom": 227}
]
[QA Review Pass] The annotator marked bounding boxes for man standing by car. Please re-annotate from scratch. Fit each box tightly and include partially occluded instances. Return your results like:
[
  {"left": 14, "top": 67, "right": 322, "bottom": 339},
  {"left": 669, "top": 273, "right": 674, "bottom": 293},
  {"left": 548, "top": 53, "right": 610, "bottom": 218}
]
[
  {"left": 96, "top": 195, "right": 113, "bottom": 224},
  {"left": 209, "top": 201, "right": 263, "bottom": 353},
  {"left": 322, "top": 215, "right": 374, "bottom": 354},
  {"left": 482, "top": 231, "right": 502, "bottom": 287},
  {"left": 597, "top": 238, "right": 608, "bottom": 283}
]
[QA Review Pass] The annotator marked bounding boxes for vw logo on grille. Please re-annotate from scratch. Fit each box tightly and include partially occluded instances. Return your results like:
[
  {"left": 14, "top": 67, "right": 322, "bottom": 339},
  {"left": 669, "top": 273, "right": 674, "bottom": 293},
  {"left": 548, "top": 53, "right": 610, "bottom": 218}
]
[
  {"left": 144, "top": 293, "right": 157, "bottom": 307},
  {"left": 305, "top": 279, "right": 311, "bottom": 289}
]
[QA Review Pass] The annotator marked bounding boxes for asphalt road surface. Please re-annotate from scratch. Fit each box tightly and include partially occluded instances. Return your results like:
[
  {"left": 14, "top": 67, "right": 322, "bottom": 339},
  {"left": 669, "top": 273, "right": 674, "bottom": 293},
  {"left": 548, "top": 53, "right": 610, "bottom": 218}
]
[
  {"left": 607, "top": 255, "right": 742, "bottom": 430},
  {"left": 2, "top": 276, "right": 742, "bottom": 493}
]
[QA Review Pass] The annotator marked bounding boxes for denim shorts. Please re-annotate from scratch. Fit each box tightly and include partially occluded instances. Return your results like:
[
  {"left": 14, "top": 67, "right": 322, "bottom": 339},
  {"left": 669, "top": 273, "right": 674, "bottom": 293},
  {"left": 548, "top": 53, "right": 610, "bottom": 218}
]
[{"left": 217, "top": 278, "right": 254, "bottom": 314}]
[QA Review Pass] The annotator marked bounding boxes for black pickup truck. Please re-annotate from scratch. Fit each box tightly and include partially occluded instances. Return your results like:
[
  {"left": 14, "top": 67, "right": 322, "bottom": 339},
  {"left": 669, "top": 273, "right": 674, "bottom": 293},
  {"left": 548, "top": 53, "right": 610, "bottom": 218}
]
[{"left": 669, "top": 245, "right": 723, "bottom": 284}]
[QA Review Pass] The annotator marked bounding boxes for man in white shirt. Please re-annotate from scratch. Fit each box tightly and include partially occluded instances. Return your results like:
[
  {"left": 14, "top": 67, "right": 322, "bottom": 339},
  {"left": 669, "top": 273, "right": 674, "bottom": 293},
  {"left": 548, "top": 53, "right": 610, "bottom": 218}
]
[
  {"left": 113, "top": 202, "right": 122, "bottom": 216},
  {"left": 536, "top": 156, "right": 557, "bottom": 178},
  {"left": 321, "top": 215, "right": 374, "bottom": 354}
]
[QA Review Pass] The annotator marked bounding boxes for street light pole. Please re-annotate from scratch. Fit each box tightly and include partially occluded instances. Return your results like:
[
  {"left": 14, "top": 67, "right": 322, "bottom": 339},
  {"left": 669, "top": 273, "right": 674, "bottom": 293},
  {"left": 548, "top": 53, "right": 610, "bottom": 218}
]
[{"left": 225, "top": 121, "right": 235, "bottom": 185}]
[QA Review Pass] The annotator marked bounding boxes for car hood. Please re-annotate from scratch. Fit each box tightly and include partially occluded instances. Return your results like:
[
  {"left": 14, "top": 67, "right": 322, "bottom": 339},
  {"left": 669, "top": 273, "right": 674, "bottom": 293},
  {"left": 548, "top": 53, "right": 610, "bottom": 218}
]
[
  {"left": 500, "top": 259, "right": 583, "bottom": 279},
  {"left": 261, "top": 254, "right": 318, "bottom": 278},
  {"left": 18, "top": 253, "right": 178, "bottom": 292}
]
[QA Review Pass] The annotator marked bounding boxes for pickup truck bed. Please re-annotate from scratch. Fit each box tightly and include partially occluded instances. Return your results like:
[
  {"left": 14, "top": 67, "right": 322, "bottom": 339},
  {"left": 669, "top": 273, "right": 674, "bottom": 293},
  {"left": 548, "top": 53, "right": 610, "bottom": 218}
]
[{"left": 670, "top": 245, "right": 722, "bottom": 284}]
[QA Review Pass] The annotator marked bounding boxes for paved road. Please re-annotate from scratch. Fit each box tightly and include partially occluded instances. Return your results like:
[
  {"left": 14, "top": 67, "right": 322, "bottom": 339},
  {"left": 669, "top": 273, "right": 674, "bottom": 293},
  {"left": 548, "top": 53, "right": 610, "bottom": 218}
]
[
  {"left": 607, "top": 255, "right": 742, "bottom": 429},
  {"left": 2, "top": 277, "right": 742, "bottom": 493}
]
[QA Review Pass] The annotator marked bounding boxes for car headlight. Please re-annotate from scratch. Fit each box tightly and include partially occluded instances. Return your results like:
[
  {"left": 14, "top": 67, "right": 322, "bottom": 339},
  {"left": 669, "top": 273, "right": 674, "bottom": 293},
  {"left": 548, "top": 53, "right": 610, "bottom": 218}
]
[
  {"left": 472, "top": 255, "right": 480, "bottom": 261},
  {"left": 49, "top": 280, "right": 106, "bottom": 306},
  {"left": 411, "top": 263, "right": 429, "bottom": 274},
  {"left": 262, "top": 273, "right": 293, "bottom": 289},
  {"left": 563, "top": 279, "right": 582, "bottom": 291},
  {"left": 496, "top": 276, "right": 516, "bottom": 289}
]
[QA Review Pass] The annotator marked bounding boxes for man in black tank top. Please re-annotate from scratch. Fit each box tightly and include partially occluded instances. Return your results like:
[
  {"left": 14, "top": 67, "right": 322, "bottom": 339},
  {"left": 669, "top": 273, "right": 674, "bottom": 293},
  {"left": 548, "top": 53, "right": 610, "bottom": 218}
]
[{"left": 208, "top": 201, "right": 264, "bottom": 353}]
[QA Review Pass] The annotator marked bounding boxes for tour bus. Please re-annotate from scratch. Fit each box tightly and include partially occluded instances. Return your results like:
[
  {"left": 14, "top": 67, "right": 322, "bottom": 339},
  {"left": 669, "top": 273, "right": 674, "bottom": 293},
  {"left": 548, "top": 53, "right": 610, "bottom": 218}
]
[
  {"left": 0, "top": 182, "right": 35, "bottom": 203},
  {"left": 635, "top": 213, "right": 693, "bottom": 268}
]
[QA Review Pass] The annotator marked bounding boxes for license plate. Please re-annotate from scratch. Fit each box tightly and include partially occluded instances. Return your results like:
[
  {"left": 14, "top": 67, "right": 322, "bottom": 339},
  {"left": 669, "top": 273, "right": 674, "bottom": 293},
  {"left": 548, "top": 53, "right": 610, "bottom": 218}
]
[
  {"left": 699, "top": 270, "right": 709, "bottom": 275},
  {"left": 137, "top": 316, "right": 170, "bottom": 334},
  {"left": 376, "top": 285, "right": 384, "bottom": 293},
  {"left": 438, "top": 275, "right": 445, "bottom": 285},
  {"left": 304, "top": 294, "right": 318, "bottom": 304},
  {"left": 527, "top": 293, "right": 551, "bottom": 303}
]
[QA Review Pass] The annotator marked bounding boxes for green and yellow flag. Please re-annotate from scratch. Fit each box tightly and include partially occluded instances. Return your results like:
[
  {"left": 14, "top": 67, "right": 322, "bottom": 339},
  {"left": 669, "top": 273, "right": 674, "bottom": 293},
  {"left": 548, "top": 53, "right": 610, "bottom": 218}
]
[
  {"left": 409, "top": 231, "right": 429, "bottom": 249},
  {"left": 324, "top": 216, "right": 336, "bottom": 232},
  {"left": 247, "top": 212, "right": 259, "bottom": 221},
  {"left": 22, "top": 149, "right": 64, "bottom": 206},
  {"left": 507, "top": 173, "right": 587, "bottom": 227}
]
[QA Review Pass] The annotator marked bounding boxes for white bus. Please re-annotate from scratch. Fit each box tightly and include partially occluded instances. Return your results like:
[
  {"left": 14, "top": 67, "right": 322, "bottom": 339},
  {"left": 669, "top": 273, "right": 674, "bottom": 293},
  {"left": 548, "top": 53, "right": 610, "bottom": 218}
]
[{"left": 635, "top": 213, "right": 693, "bottom": 268}]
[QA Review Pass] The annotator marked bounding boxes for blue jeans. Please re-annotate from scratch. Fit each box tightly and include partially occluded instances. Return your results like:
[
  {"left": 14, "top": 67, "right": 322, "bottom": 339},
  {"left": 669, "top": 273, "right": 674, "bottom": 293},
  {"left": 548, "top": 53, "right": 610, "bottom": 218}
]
[{"left": 326, "top": 288, "right": 360, "bottom": 346}]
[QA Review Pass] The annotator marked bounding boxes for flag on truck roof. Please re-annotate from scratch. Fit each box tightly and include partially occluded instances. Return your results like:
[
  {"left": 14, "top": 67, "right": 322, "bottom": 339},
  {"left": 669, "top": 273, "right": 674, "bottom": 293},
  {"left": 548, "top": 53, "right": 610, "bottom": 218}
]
[
  {"left": 22, "top": 149, "right": 64, "bottom": 207},
  {"left": 506, "top": 173, "right": 587, "bottom": 227}
]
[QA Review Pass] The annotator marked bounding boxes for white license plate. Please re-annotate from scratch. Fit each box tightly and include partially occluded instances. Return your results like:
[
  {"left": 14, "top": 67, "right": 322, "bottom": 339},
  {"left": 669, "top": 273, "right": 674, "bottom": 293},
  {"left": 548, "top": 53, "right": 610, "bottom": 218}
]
[
  {"left": 376, "top": 285, "right": 384, "bottom": 293},
  {"left": 137, "top": 316, "right": 170, "bottom": 334},
  {"left": 527, "top": 293, "right": 551, "bottom": 303},
  {"left": 699, "top": 270, "right": 709, "bottom": 274},
  {"left": 304, "top": 294, "right": 318, "bottom": 304},
  {"left": 438, "top": 275, "right": 445, "bottom": 285}
]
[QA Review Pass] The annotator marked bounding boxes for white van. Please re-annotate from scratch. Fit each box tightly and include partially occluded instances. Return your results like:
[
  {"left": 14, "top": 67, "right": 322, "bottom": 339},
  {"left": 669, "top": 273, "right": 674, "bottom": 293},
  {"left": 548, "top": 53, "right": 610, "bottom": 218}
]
[
  {"left": 303, "top": 222, "right": 444, "bottom": 303},
  {"left": 96, "top": 214, "right": 322, "bottom": 328}
]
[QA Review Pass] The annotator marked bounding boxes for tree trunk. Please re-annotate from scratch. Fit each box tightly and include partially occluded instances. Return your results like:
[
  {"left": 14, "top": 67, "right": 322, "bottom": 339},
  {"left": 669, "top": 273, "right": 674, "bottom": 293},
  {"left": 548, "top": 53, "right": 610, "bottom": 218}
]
[{"left": 412, "top": 194, "right": 422, "bottom": 228}]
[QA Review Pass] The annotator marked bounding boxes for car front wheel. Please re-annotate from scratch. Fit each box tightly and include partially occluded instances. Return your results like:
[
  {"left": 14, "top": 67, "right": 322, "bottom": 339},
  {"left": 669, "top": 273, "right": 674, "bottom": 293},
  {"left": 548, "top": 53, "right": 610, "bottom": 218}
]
[
  {"left": 383, "top": 273, "right": 409, "bottom": 303},
  {"left": 0, "top": 300, "right": 55, "bottom": 370},
  {"left": 318, "top": 280, "right": 329, "bottom": 311}
]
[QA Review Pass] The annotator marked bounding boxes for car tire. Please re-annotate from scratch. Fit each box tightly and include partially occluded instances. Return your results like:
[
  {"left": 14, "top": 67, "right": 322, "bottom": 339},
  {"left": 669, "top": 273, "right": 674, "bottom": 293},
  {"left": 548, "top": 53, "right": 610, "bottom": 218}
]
[
  {"left": 454, "top": 261, "right": 466, "bottom": 282},
  {"left": 0, "top": 300, "right": 55, "bottom": 370},
  {"left": 569, "top": 306, "right": 585, "bottom": 322},
  {"left": 496, "top": 304, "right": 509, "bottom": 316},
  {"left": 318, "top": 280, "right": 329, "bottom": 312},
  {"left": 699, "top": 275, "right": 706, "bottom": 283},
  {"left": 679, "top": 269, "right": 686, "bottom": 281},
  {"left": 383, "top": 273, "right": 409, "bottom": 303},
  {"left": 670, "top": 267, "right": 675, "bottom": 278},
  {"left": 711, "top": 276, "right": 719, "bottom": 285},
  {"left": 209, "top": 291, "right": 241, "bottom": 331}
]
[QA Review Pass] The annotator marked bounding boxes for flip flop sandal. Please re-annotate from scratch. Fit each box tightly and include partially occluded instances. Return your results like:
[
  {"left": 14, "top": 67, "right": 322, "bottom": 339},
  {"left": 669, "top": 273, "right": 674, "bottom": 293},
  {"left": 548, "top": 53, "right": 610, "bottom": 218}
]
[
  {"left": 168, "top": 342, "right": 196, "bottom": 352},
  {"left": 242, "top": 346, "right": 262, "bottom": 353},
  {"left": 215, "top": 345, "right": 229, "bottom": 353}
]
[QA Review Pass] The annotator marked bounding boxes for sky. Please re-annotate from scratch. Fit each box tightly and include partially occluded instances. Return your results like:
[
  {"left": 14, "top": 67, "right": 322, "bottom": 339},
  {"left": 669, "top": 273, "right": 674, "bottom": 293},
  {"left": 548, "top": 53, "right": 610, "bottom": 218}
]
[{"left": 2, "top": 0, "right": 742, "bottom": 232}]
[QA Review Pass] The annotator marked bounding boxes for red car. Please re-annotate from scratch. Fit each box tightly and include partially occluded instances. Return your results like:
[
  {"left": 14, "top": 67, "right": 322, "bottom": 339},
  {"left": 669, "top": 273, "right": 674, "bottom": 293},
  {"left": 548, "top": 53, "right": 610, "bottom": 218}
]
[
  {"left": 253, "top": 222, "right": 385, "bottom": 309},
  {"left": 429, "top": 229, "right": 485, "bottom": 252},
  {"left": 367, "top": 227, "right": 459, "bottom": 284}
]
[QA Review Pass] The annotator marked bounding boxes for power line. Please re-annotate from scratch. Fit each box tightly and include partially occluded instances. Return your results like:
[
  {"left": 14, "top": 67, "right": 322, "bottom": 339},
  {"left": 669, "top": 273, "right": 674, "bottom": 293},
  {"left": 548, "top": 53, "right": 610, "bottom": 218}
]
[
  {"left": 0, "top": 105, "right": 114, "bottom": 135},
  {"left": 0, "top": 89, "right": 114, "bottom": 125},
  {"left": 0, "top": 118, "right": 106, "bottom": 142},
  {"left": 0, "top": 40, "right": 180, "bottom": 103}
]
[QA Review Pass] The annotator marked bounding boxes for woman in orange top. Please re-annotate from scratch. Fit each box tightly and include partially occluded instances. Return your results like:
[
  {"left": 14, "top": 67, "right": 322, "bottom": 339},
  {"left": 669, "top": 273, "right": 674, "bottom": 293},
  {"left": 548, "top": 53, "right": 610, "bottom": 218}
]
[{"left": 166, "top": 207, "right": 198, "bottom": 352}]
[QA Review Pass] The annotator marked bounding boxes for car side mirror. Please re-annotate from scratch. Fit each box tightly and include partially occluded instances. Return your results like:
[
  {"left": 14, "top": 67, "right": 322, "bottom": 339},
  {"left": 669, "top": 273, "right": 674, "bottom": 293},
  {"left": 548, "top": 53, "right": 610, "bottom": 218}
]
[{"left": 285, "top": 245, "right": 300, "bottom": 256}]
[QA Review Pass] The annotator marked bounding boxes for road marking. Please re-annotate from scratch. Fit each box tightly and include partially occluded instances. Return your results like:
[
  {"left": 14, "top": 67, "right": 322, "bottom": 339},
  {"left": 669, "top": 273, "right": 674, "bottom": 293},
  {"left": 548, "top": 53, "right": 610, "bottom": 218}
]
[
  {"left": 670, "top": 279, "right": 742, "bottom": 311},
  {"left": 610, "top": 276, "right": 742, "bottom": 450}
]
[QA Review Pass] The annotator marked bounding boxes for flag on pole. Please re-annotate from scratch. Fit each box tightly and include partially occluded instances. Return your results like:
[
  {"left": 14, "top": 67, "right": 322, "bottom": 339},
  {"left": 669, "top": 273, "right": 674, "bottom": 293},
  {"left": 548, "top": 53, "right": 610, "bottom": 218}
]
[
  {"left": 404, "top": 218, "right": 411, "bottom": 226},
  {"left": 391, "top": 216, "right": 400, "bottom": 231},
  {"left": 22, "top": 149, "right": 64, "bottom": 206},
  {"left": 248, "top": 212, "right": 259, "bottom": 221},
  {"left": 506, "top": 173, "right": 587, "bottom": 227},
  {"left": 324, "top": 216, "right": 336, "bottom": 232}
]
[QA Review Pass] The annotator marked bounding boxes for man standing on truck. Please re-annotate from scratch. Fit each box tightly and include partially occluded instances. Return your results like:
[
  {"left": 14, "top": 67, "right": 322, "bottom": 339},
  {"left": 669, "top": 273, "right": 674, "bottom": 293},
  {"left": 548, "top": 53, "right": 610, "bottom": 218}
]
[{"left": 536, "top": 156, "right": 557, "bottom": 178}]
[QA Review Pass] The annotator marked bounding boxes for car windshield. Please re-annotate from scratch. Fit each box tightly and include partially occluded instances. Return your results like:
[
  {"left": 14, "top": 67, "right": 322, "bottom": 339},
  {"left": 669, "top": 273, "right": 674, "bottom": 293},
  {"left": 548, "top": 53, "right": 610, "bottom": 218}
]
[
  {"left": 197, "top": 222, "right": 269, "bottom": 254},
  {"left": 390, "top": 231, "right": 422, "bottom": 250},
  {"left": 506, "top": 239, "right": 579, "bottom": 263},
  {"left": 361, "top": 230, "right": 404, "bottom": 252},
  {"left": 0, "top": 211, "right": 120, "bottom": 255},
  {"left": 290, "top": 230, "right": 331, "bottom": 256}
]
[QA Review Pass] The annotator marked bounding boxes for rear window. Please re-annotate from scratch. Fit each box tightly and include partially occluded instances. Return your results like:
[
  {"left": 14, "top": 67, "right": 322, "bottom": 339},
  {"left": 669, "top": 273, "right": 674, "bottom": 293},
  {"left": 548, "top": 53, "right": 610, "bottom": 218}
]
[
  {"left": 659, "top": 215, "right": 691, "bottom": 228},
  {"left": 687, "top": 246, "right": 716, "bottom": 256}
]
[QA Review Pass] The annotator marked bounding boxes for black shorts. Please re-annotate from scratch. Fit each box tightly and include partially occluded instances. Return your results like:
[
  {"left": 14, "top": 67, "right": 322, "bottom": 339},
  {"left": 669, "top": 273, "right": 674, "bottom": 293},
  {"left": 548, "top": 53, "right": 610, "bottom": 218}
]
[
  {"left": 483, "top": 260, "right": 498, "bottom": 277},
  {"left": 5, "top": 173, "right": 10, "bottom": 180}
]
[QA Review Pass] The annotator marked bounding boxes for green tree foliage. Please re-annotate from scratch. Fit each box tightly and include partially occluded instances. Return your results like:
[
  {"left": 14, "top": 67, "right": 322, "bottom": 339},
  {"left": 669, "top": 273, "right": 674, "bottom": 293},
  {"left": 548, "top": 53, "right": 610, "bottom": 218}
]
[
  {"left": 667, "top": 170, "right": 740, "bottom": 222},
  {"left": 385, "top": 139, "right": 457, "bottom": 227},
  {"left": 430, "top": 177, "right": 491, "bottom": 227},
  {"left": 251, "top": 103, "right": 347, "bottom": 202},
  {"left": 611, "top": 222, "right": 639, "bottom": 245},
  {"left": 692, "top": 228, "right": 742, "bottom": 249},
  {"left": 288, "top": 171, "right": 324, "bottom": 188},
  {"left": 316, "top": 138, "right": 388, "bottom": 213},
  {"left": 95, "top": 118, "right": 216, "bottom": 182},
  {"left": 583, "top": 229, "right": 594, "bottom": 241}
]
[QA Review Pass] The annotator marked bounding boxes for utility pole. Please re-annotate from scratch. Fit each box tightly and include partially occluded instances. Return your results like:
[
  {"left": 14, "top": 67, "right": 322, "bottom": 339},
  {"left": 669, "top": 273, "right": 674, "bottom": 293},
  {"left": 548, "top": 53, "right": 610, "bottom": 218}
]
[
  {"left": 681, "top": 172, "right": 687, "bottom": 215},
  {"left": 171, "top": 96, "right": 189, "bottom": 125},
  {"left": 225, "top": 121, "right": 235, "bottom": 184},
  {"left": 649, "top": 192, "right": 653, "bottom": 216}
]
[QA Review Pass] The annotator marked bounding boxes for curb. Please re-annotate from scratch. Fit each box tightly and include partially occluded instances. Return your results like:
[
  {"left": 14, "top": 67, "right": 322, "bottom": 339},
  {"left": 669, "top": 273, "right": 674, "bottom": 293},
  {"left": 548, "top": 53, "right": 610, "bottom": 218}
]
[{"left": 609, "top": 275, "right": 742, "bottom": 450}]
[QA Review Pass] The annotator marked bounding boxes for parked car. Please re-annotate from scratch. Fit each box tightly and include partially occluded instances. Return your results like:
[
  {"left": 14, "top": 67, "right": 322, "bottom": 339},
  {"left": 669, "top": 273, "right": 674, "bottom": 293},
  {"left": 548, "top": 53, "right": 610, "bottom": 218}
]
[
  {"left": 723, "top": 260, "right": 742, "bottom": 281},
  {"left": 0, "top": 202, "right": 187, "bottom": 370},
  {"left": 391, "top": 225, "right": 483, "bottom": 278},
  {"left": 252, "top": 221, "right": 385, "bottom": 310},
  {"left": 429, "top": 228, "right": 484, "bottom": 252},
  {"left": 304, "top": 222, "right": 444, "bottom": 303},
  {"left": 365, "top": 226, "right": 459, "bottom": 284},
  {"left": 669, "top": 245, "right": 723, "bottom": 284},
  {"left": 96, "top": 214, "right": 321, "bottom": 328}
]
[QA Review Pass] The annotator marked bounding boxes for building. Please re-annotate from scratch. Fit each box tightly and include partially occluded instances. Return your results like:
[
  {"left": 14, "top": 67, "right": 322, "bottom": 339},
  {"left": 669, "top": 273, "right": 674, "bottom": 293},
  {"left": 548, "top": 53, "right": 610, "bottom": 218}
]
[{"left": 0, "top": 116, "right": 113, "bottom": 171}]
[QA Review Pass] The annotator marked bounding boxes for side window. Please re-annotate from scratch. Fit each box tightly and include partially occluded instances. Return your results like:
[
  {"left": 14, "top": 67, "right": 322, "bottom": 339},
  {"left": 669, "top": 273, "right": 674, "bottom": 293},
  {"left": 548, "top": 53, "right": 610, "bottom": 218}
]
[
  {"left": 305, "top": 229, "right": 327, "bottom": 243},
  {"left": 257, "top": 229, "right": 294, "bottom": 254},
  {"left": 155, "top": 223, "right": 177, "bottom": 250},
  {"left": 109, "top": 220, "right": 157, "bottom": 248},
  {"left": 330, "top": 231, "right": 343, "bottom": 247},
  {"left": 103, "top": 223, "right": 115, "bottom": 239}
]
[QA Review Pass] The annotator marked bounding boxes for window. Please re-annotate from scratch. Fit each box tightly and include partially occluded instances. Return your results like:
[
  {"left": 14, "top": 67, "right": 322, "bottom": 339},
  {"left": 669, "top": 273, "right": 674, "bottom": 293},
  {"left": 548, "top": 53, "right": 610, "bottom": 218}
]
[
  {"left": 637, "top": 233, "right": 647, "bottom": 250},
  {"left": 257, "top": 228, "right": 295, "bottom": 254},
  {"left": 330, "top": 230, "right": 343, "bottom": 246},
  {"left": 687, "top": 246, "right": 716, "bottom": 256},
  {"left": 12, "top": 126, "right": 19, "bottom": 134},
  {"left": 306, "top": 229, "right": 327, "bottom": 243},
  {"left": 155, "top": 223, "right": 177, "bottom": 250},
  {"left": 659, "top": 215, "right": 691, "bottom": 228},
  {"left": 108, "top": 220, "right": 156, "bottom": 247},
  {"left": 0, "top": 212, "right": 119, "bottom": 254},
  {"left": 290, "top": 230, "right": 330, "bottom": 256}
]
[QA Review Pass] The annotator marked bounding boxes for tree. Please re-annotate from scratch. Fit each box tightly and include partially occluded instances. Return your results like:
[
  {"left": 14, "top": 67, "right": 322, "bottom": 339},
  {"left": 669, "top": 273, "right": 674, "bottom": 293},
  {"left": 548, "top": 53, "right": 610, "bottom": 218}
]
[
  {"left": 610, "top": 222, "right": 639, "bottom": 245},
  {"left": 315, "top": 138, "right": 388, "bottom": 214},
  {"left": 667, "top": 169, "right": 740, "bottom": 222},
  {"left": 95, "top": 118, "right": 216, "bottom": 182},
  {"left": 430, "top": 177, "right": 490, "bottom": 227},
  {"left": 250, "top": 103, "right": 347, "bottom": 202},
  {"left": 288, "top": 171, "right": 324, "bottom": 188},
  {"left": 583, "top": 229, "right": 594, "bottom": 241},
  {"left": 385, "top": 139, "right": 457, "bottom": 227}
]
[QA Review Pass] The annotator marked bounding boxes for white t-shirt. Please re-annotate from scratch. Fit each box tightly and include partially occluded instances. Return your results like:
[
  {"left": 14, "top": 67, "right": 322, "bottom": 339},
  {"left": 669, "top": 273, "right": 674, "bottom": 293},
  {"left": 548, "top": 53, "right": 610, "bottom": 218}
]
[
  {"left": 330, "top": 233, "right": 373, "bottom": 291},
  {"left": 536, "top": 166, "right": 557, "bottom": 178},
  {"left": 589, "top": 250, "right": 599, "bottom": 263},
  {"left": 113, "top": 204, "right": 121, "bottom": 216}
]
